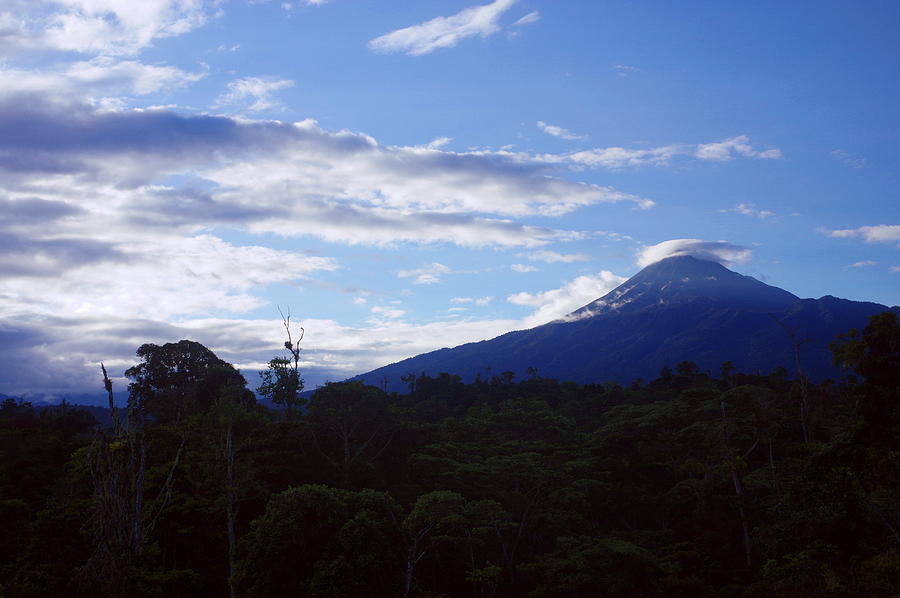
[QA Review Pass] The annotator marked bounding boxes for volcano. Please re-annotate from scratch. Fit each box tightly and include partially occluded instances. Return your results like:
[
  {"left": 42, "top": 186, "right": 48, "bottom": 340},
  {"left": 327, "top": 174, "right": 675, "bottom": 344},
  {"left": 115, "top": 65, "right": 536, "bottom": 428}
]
[{"left": 352, "top": 255, "right": 897, "bottom": 389}]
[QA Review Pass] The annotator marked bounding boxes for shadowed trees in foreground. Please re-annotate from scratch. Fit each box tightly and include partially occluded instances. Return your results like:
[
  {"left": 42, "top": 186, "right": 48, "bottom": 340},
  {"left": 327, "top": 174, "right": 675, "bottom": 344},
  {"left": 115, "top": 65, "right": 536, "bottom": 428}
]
[{"left": 0, "top": 313, "right": 898, "bottom": 597}]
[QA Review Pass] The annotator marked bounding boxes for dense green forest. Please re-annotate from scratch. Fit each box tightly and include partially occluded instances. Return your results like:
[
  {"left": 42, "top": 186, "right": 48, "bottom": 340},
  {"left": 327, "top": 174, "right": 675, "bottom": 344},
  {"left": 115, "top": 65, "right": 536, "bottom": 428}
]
[{"left": 1, "top": 313, "right": 898, "bottom": 597}]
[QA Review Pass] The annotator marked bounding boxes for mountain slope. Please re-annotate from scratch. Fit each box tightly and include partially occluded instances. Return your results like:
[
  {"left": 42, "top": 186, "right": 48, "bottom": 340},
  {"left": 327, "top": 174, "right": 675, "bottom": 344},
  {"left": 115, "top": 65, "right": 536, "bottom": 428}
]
[{"left": 352, "top": 256, "right": 897, "bottom": 390}]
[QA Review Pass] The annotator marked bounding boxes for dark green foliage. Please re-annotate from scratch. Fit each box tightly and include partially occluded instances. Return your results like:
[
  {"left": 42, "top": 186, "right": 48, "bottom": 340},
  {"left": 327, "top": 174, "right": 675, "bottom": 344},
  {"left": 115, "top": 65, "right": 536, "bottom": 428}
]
[
  {"left": 235, "top": 484, "right": 403, "bottom": 597},
  {"left": 832, "top": 312, "right": 900, "bottom": 388},
  {"left": 3, "top": 314, "right": 899, "bottom": 596},
  {"left": 526, "top": 536, "right": 664, "bottom": 598},
  {"left": 256, "top": 356, "right": 304, "bottom": 417},
  {"left": 125, "top": 339, "right": 252, "bottom": 423}
]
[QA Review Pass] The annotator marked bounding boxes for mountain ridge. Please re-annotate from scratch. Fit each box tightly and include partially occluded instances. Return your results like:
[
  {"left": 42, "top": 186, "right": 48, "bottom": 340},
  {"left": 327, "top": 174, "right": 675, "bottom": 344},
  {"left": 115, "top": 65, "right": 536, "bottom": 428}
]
[{"left": 351, "top": 255, "right": 898, "bottom": 391}]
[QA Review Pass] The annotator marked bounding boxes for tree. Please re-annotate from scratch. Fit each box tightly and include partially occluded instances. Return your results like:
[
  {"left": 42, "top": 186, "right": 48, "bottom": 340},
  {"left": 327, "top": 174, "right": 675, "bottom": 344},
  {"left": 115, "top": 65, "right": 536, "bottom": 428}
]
[
  {"left": 125, "top": 340, "right": 249, "bottom": 424},
  {"left": 202, "top": 383, "right": 268, "bottom": 598},
  {"left": 832, "top": 311, "right": 900, "bottom": 389},
  {"left": 257, "top": 309, "right": 305, "bottom": 419},
  {"left": 306, "top": 382, "right": 398, "bottom": 486},
  {"left": 85, "top": 342, "right": 253, "bottom": 596},
  {"left": 527, "top": 536, "right": 663, "bottom": 598},
  {"left": 402, "top": 491, "right": 468, "bottom": 598},
  {"left": 235, "top": 484, "right": 403, "bottom": 597}
]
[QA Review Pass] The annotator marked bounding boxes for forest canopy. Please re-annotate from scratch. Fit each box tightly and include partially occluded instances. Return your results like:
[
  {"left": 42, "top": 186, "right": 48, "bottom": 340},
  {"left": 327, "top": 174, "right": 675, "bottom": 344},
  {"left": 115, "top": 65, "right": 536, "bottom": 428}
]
[{"left": 1, "top": 313, "right": 898, "bottom": 597}]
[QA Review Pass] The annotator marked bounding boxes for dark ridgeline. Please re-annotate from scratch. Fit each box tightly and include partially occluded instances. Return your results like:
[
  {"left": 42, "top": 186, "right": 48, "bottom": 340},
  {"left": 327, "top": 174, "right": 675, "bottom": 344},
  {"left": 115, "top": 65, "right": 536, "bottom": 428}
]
[{"left": 353, "top": 255, "right": 899, "bottom": 390}]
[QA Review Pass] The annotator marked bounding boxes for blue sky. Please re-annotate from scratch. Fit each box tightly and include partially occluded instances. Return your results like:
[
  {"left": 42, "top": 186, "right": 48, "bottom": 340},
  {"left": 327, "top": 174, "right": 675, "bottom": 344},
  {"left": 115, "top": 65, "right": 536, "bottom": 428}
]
[{"left": 1, "top": 0, "right": 898, "bottom": 400}]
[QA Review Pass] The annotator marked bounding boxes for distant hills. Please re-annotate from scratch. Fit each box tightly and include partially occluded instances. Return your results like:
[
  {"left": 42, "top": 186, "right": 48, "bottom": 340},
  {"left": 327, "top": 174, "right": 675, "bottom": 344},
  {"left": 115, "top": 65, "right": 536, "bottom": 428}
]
[{"left": 353, "top": 255, "right": 898, "bottom": 390}]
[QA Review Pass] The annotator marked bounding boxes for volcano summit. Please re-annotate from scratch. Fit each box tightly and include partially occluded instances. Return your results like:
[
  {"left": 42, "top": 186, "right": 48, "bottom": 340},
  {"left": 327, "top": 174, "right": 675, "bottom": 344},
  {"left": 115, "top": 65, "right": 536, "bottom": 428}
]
[{"left": 353, "top": 256, "right": 897, "bottom": 389}]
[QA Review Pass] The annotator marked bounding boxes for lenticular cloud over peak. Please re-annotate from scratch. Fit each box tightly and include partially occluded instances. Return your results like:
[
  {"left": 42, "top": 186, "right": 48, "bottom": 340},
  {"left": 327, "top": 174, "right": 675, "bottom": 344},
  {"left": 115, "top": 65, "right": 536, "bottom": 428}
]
[{"left": 637, "top": 239, "right": 752, "bottom": 268}]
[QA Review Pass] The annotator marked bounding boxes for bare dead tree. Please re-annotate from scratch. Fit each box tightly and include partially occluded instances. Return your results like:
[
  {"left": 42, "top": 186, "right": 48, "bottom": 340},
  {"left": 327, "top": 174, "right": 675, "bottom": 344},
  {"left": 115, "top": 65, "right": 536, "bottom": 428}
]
[
  {"left": 81, "top": 364, "right": 183, "bottom": 596},
  {"left": 279, "top": 305, "right": 304, "bottom": 381},
  {"left": 719, "top": 391, "right": 758, "bottom": 568},
  {"left": 770, "top": 314, "right": 812, "bottom": 444},
  {"left": 101, "top": 363, "right": 121, "bottom": 437}
]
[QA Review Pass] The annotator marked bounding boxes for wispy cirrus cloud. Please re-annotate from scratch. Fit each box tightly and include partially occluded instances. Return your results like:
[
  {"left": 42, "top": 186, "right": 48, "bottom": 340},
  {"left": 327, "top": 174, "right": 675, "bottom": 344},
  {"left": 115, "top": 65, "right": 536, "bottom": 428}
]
[
  {"left": 537, "top": 121, "right": 586, "bottom": 141},
  {"left": 543, "top": 135, "right": 782, "bottom": 170},
  {"left": 527, "top": 250, "right": 590, "bottom": 263},
  {"left": 370, "top": 305, "right": 406, "bottom": 320},
  {"left": 695, "top": 135, "right": 782, "bottom": 161},
  {"left": 368, "top": 0, "right": 518, "bottom": 56},
  {"left": 720, "top": 203, "right": 775, "bottom": 219},
  {"left": 398, "top": 263, "right": 451, "bottom": 285},
  {"left": 451, "top": 296, "right": 494, "bottom": 306},
  {"left": 613, "top": 64, "right": 640, "bottom": 77},
  {"left": 512, "top": 11, "right": 540, "bottom": 27},
  {"left": 214, "top": 76, "right": 295, "bottom": 112},
  {"left": 831, "top": 149, "right": 867, "bottom": 169}
]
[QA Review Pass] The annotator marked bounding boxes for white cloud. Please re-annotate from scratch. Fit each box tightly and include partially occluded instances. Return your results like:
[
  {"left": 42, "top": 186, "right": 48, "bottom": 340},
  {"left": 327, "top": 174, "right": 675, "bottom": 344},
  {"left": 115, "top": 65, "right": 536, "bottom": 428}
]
[
  {"left": 0, "top": 58, "right": 205, "bottom": 98},
  {"left": 0, "top": 233, "right": 338, "bottom": 321},
  {"left": 194, "top": 123, "right": 653, "bottom": 224},
  {"left": 613, "top": 64, "right": 640, "bottom": 77},
  {"left": 368, "top": 0, "right": 518, "bottom": 56},
  {"left": 825, "top": 225, "right": 900, "bottom": 246},
  {"left": 565, "top": 145, "right": 681, "bottom": 169},
  {"left": 0, "top": 97, "right": 646, "bottom": 248},
  {"left": 371, "top": 305, "right": 405, "bottom": 319},
  {"left": 554, "top": 135, "right": 781, "bottom": 170},
  {"left": 425, "top": 136, "right": 452, "bottom": 149},
  {"left": 636, "top": 239, "right": 753, "bottom": 267},
  {"left": 537, "top": 121, "right": 586, "bottom": 141},
  {"left": 831, "top": 149, "right": 867, "bottom": 169},
  {"left": 849, "top": 260, "right": 877, "bottom": 268},
  {"left": 527, "top": 250, "right": 590, "bottom": 263},
  {"left": 398, "top": 263, "right": 451, "bottom": 285},
  {"left": 695, "top": 135, "right": 782, "bottom": 161},
  {"left": 721, "top": 203, "right": 775, "bottom": 219},
  {"left": 451, "top": 296, "right": 493, "bottom": 306},
  {"left": 28, "top": 0, "right": 210, "bottom": 56},
  {"left": 508, "top": 271, "right": 627, "bottom": 327},
  {"left": 511, "top": 264, "right": 539, "bottom": 273},
  {"left": 0, "top": 94, "right": 659, "bottom": 398},
  {"left": 891, "top": 266, "right": 900, "bottom": 273},
  {"left": 214, "top": 76, "right": 295, "bottom": 112},
  {"left": 512, "top": 11, "right": 540, "bottom": 26}
]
